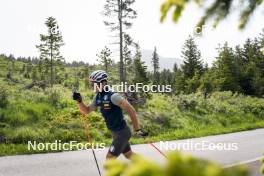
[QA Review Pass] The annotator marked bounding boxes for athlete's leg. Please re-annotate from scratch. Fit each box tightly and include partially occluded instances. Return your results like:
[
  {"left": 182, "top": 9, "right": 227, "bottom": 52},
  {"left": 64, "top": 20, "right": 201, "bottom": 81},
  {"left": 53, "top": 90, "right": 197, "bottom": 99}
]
[
  {"left": 107, "top": 132, "right": 128, "bottom": 159},
  {"left": 106, "top": 152, "right": 116, "bottom": 160},
  {"left": 123, "top": 150, "right": 136, "bottom": 159},
  {"left": 108, "top": 125, "right": 132, "bottom": 159},
  {"left": 122, "top": 143, "right": 136, "bottom": 159}
]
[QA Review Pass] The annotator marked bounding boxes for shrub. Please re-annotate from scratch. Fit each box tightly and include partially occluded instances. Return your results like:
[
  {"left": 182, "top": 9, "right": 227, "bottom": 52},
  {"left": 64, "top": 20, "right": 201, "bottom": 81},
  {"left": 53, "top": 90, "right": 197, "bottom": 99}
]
[
  {"left": 51, "top": 128, "right": 83, "bottom": 142},
  {"left": 6, "top": 127, "right": 47, "bottom": 143},
  {"left": 104, "top": 152, "right": 249, "bottom": 176},
  {"left": 261, "top": 155, "right": 264, "bottom": 174},
  {"left": 0, "top": 85, "right": 8, "bottom": 108},
  {"left": 63, "top": 78, "right": 75, "bottom": 88},
  {"left": 137, "top": 91, "right": 264, "bottom": 137},
  {"left": 1, "top": 100, "right": 52, "bottom": 126},
  {"left": 24, "top": 103, "right": 52, "bottom": 122},
  {"left": 1, "top": 107, "right": 29, "bottom": 126},
  {"left": 45, "top": 87, "right": 62, "bottom": 106},
  {"left": 177, "top": 98, "right": 197, "bottom": 111},
  {"left": 21, "top": 90, "right": 46, "bottom": 103}
]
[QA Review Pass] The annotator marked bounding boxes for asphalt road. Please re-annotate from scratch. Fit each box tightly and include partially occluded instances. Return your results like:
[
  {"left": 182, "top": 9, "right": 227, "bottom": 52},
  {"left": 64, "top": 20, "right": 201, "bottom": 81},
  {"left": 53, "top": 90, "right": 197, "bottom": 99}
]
[{"left": 0, "top": 128, "right": 263, "bottom": 176}]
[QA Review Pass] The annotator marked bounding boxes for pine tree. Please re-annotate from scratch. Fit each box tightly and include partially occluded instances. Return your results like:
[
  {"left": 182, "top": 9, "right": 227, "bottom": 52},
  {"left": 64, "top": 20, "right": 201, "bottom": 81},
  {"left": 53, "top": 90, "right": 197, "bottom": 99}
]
[
  {"left": 24, "top": 62, "right": 33, "bottom": 79},
  {"left": 173, "top": 63, "right": 178, "bottom": 73},
  {"left": 238, "top": 36, "right": 264, "bottom": 96},
  {"left": 159, "top": 69, "right": 174, "bottom": 94},
  {"left": 123, "top": 34, "right": 133, "bottom": 82},
  {"left": 31, "top": 66, "right": 38, "bottom": 82},
  {"left": 186, "top": 71, "right": 201, "bottom": 94},
  {"left": 213, "top": 43, "right": 241, "bottom": 92},
  {"left": 159, "top": 69, "right": 166, "bottom": 86},
  {"left": 36, "top": 16, "right": 65, "bottom": 87},
  {"left": 151, "top": 46, "right": 160, "bottom": 84},
  {"left": 96, "top": 46, "right": 112, "bottom": 72},
  {"left": 151, "top": 46, "right": 160, "bottom": 74},
  {"left": 204, "top": 63, "right": 209, "bottom": 72},
  {"left": 257, "top": 31, "right": 264, "bottom": 76},
  {"left": 242, "top": 39, "right": 254, "bottom": 64},
  {"left": 174, "top": 70, "right": 185, "bottom": 94},
  {"left": 260, "top": 29, "right": 264, "bottom": 55},
  {"left": 246, "top": 62, "right": 264, "bottom": 96},
  {"left": 103, "top": 0, "right": 137, "bottom": 83},
  {"left": 83, "top": 66, "right": 90, "bottom": 90},
  {"left": 199, "top": 71, "right": 213, "bottom": 99},
  {"left": 181, "top": 36, "right": 203, "bottom": 80},
  {"left": 20, "top": 64, "right": 26, "bottom": 74},
  {"left": 133, "top": 43, "right": 149, "bottom": 84},
  {"left": 7, "top": 60, "right": 15, "bottom": 79},
  {"left": 234, "top": 45, "right": 250, "bottom": 94}
]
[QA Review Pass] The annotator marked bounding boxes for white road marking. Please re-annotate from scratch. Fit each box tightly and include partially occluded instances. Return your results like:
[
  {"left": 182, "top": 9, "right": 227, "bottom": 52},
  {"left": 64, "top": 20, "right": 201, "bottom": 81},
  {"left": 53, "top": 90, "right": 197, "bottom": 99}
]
[{"left": 224, "top": 156, "right": 264, "bottom": 168}]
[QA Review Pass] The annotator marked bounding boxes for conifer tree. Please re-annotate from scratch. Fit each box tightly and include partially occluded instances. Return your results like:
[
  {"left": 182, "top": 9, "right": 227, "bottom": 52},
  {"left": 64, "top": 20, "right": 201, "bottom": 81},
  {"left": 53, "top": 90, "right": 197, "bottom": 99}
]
[
  {"left": 213, "top": 43, "right": 241, "bottom": 92},
  {"left": 181, "top": 36, "right": 203, "bottom": 80},
  {"left": 123, "top": 34, "right": 133, "bottom": 82},
  {"left": 96, "top": 46, "right": 112, "bottom": 72},
  {"left": 36, "top": 16, "right": 64, "bottom": 87},
  {"left": 103, "top": 0, "right": 137, "bottom": 82},
  {"left": 133, "top": 43, "right": 149, "bottom": 84},
  {"left": 151, "top": 46, "right": 160, "bottom": 84}
]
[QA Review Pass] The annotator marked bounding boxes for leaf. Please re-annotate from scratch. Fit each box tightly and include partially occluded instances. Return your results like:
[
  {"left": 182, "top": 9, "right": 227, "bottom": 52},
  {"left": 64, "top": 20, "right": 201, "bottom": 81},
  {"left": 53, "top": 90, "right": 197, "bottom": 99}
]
[{"left": 173, "top": 5, "right": 184, "bottom": 22}]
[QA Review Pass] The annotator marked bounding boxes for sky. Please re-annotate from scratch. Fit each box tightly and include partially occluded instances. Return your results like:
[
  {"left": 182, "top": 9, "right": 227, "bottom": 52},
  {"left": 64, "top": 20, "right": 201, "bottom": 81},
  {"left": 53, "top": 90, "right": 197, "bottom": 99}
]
[{"left": 0, "top": 0, "right": 263, "bottom": 65}]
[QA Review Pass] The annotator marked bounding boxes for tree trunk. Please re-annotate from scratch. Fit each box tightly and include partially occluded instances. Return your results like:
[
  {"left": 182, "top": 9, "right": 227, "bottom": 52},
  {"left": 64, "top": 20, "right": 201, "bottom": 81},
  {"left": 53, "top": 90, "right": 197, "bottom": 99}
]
[
  {"left": 124, "top": 64, "right": 126, "bottom": 82},
  {"left": 105, "top": 62, "right": 108, "bottom": 73},
  {"left": 50, "top": 36, "right": 54, "bottom": 87},
  {"left": 118, "top": 0, "right": 125, "bottom": 83}
]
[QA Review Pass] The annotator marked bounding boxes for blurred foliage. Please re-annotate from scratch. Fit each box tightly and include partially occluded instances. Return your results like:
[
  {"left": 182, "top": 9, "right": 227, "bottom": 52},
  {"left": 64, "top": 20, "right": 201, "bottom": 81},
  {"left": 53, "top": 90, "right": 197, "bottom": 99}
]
[
  {"left": 104, "top": 152, "right": 249, "bottom": 176},
  {"left": 261, "top": 154, "right": 264, "bottom": 174},
  {"left": 160, "top": 0, "right": 263, "bottom": 29}
]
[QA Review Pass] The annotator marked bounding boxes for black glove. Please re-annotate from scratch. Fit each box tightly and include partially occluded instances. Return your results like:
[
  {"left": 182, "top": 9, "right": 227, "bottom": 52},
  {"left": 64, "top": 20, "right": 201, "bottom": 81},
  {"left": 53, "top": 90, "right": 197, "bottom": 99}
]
[
  {"left": 134, "top": 129, "right": 148, "bottom": 138},
  {"left": 72, "top": 92, "right": 82, "bottom": 103}
]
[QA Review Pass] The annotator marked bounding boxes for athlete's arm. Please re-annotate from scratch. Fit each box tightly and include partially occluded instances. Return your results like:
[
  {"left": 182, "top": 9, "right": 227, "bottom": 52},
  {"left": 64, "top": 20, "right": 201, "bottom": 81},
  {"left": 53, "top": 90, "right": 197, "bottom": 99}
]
[
  {"left": 73, "top": 92, "right": 96, "bottom": 115},
  {"left": 122, "top": 100, "right": 140, "bottom": 131},
  {"left": 111, "top": 93, "right": 140, "bottom": 131},
  {"left": 77, "top": 102, "right": 95, "bottom": 115}
]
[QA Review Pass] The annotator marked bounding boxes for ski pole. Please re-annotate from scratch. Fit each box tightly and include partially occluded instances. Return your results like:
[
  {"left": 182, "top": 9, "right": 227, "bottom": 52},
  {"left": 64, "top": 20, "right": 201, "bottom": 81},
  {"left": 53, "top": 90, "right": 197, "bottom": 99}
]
[
  {"left": 72, "top": 87, "right": 101, "bottom": 176},
  {"left": 148, "top": 142, "right": 167, "bottom": 158},
  {"left": 144, "top": 137, "right": 167, "bottom": 159},
  {"left": 81, "top": 114, "right": 102, "bottom": 176}
]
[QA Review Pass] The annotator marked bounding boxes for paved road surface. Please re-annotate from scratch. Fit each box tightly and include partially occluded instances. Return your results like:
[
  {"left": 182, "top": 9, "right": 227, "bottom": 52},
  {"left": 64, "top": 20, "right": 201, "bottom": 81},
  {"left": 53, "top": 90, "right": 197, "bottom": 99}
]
[{"left": 0, "top": 128, "right": 263, "bottom": 176}]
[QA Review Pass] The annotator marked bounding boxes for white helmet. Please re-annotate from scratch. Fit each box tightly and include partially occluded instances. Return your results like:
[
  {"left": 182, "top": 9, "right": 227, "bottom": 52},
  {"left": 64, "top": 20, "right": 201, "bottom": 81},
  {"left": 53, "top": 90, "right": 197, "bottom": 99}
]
[{"left": 89, "top": 70, "right": 108, "bottom": 83}]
